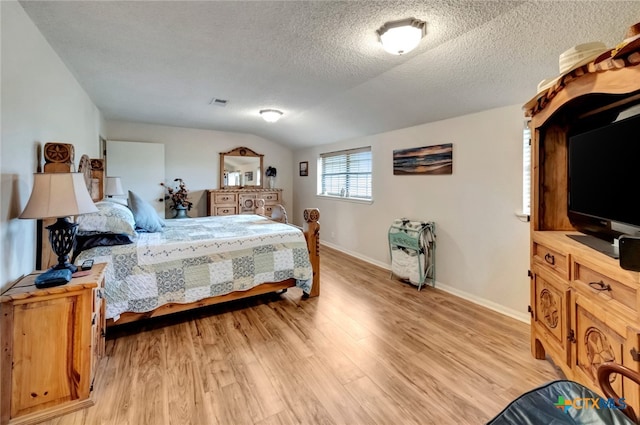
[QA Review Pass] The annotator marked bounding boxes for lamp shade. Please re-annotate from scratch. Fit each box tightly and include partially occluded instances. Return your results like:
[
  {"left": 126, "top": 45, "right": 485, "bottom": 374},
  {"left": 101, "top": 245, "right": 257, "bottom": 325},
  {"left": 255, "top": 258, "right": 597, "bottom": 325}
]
[
  {"left": 19, "top": 173, "right": 98, "bottom": 219},
  {"left": 377, "top": 18, "right": 426, "bottom": 55},
  {"left": 104, "top": 176, "right": 125, "bottom": 196},
  {"left": 260, "top": 109, "right": 283, "bottom": 123}
]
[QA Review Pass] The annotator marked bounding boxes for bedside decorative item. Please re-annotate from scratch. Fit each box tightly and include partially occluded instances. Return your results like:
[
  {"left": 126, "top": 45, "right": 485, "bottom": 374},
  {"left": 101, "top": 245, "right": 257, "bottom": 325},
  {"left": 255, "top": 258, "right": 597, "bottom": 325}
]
[
  {"left": 19, "top": 173, "right": 99, "bottom": 277},
  {"left": 104, "top": 176, "right": 125, "bottom": 198},
  {"left": 265, "top": 166, "right": 277, "bottom": 189},
  {"left": 161, "top": 178, "right": 193, "bottom": 218}
]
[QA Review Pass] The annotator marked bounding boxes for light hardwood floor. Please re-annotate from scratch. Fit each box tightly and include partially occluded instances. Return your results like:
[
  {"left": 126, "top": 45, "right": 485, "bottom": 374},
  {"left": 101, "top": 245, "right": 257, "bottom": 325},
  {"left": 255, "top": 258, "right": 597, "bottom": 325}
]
[{"left": 47, "top": 246, "right": 562, "bottom": 425}]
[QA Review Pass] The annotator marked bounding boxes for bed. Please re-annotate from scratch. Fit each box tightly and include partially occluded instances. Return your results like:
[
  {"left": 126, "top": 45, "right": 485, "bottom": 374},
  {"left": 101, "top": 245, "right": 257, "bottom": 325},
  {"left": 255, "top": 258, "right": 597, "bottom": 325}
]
[{"left": 40, "top": 142, "right": 320, "bottom": 326}]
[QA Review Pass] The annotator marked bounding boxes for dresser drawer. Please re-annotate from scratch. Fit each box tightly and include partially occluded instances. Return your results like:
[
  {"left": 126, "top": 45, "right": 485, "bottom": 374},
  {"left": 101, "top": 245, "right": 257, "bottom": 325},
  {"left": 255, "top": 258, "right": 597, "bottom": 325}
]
[
  {"left": 216, "top": 206, "right": 237, "bottom": 216},
  {"left": 262, "top": 192, "right": 280, "bottom": 203},
  {"left": 573, "top": 259, "right": 638, "bottom": 316},
  {"left": 533, "top": 241, "right": 569, "bottom": 280},
  {"left": 214, "top": 193, "right": 237, "bottom": 204}
]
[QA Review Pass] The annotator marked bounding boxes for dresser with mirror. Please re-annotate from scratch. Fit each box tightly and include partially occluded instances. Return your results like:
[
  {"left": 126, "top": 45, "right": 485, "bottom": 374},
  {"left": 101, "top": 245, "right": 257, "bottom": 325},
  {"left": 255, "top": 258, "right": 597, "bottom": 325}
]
[{"left": 207, "top": 146, "right": 282, "bottom": 217}]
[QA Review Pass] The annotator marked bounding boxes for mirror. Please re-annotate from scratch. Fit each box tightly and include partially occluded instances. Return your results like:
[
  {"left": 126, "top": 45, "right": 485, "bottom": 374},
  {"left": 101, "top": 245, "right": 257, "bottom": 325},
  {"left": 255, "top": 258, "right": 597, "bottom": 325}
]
[{"left": 220, "top": 147, "right": 264, "bottom": 188}]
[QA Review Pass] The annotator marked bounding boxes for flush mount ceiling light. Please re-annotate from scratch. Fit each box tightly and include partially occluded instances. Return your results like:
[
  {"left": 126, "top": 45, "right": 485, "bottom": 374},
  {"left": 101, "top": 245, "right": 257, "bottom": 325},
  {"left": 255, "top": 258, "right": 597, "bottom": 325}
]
[
  {"left": 376, "top": 17, "right": 426, "bottom": 55},
  {"left": 260, "top": 109, "right": 283, "bottom": 123}
]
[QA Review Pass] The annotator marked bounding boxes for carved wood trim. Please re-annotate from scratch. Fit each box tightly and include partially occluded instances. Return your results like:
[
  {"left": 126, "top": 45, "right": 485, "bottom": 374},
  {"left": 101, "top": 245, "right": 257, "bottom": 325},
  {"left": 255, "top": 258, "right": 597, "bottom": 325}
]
[
  {"left": 43, "top": 142, "right": 74, "bottom": 173},
  {"left": 524, "top": 52, "right": 640, "bottom": 119}
]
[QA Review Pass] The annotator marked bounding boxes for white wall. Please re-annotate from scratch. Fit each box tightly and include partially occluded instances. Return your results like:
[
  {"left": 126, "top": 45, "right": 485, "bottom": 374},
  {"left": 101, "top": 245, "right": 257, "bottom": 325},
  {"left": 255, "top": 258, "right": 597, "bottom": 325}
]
[
  {"left": 1, "top": 1, "right": 103, "bottom": 291},
  {"left": 292, "top": 104, "right": 530, "bottom": 320},
  {"left": 104, "top": 121, "right": 293, "bottom": 217}
]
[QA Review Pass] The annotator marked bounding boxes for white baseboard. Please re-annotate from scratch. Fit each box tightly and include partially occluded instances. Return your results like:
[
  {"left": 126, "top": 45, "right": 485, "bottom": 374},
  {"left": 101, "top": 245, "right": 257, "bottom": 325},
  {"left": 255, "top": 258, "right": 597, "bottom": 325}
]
[
  {"left": 432, "top": 281, "right": 530, "bottom": 323},
  {"left": 321, "top": 241, "right": 390, "bottom": 269},
  {"left": 321, "top": 241, "right": 530, "bottom": 324}
]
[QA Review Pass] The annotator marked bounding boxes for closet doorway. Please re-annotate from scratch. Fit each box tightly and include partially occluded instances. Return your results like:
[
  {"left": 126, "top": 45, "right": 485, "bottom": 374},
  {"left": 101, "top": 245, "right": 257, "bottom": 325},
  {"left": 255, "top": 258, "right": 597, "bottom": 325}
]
[{"left": 106, "top": 140, "right": 165, "bottom": 217}]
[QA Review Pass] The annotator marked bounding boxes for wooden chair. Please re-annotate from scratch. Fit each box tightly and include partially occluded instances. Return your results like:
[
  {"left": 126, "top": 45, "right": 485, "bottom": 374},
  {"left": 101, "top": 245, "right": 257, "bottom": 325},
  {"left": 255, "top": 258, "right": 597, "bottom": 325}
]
[
  {"left": 598, "top": 362, "right": 640, "bottom": 423},
  {"left": 270, "top": 204, "right": 288, "bottom": 224},
  {"left": 254, "top": 198, "right": 266, "bottom": 216}
]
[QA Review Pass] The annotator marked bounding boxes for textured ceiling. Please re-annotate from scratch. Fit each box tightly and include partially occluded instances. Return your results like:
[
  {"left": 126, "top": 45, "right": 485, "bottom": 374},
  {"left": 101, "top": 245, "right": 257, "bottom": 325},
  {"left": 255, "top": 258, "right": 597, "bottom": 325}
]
[{"left": 19, "top": 1, "right": 640, "bottom": 149}]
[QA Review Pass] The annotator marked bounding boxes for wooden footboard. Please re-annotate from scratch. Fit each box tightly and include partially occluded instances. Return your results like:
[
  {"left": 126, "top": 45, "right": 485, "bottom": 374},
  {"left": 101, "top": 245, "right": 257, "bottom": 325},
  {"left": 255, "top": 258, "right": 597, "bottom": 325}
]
[
  {"left": 106, "top": 208, "right": 321, "bottom": 327},
  {"left": 302, "top": 208, "right": 320, "bottom": 298}
]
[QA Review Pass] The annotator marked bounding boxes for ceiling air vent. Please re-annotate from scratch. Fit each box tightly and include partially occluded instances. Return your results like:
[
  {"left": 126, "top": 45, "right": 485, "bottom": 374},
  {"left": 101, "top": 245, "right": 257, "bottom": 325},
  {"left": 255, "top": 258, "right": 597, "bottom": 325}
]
[{"left": 209, "top": 98, "right": 228, "bottom": 107}]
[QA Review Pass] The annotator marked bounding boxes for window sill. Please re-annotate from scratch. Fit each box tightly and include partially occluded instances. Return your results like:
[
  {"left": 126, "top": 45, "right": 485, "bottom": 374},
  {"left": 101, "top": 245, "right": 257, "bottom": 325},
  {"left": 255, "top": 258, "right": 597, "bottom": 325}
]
[{"left": 316, "top": 194, "right": 373, "bottom": 205}]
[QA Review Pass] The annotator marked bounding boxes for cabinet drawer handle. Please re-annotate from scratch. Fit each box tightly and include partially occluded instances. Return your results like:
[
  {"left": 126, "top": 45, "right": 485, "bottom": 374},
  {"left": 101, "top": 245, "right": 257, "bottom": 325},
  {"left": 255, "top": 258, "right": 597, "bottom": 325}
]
[
  {"left": 223, "top": 209, "right": 229, "bottom": 213},
  {"left": 589, "top": 280, "right": 612, "bottom": 291},
  {"left": 544, "top": 253, "right": 555, "bottom": 265}
]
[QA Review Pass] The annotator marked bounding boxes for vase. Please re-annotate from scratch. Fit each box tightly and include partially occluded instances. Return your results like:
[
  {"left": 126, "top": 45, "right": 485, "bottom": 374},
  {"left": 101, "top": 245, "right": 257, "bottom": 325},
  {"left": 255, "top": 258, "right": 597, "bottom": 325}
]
[
  {"left": 173, "top": 205, "right": 190, "bottom": 219},
  {"left": 268, "top": 176, "right": 276, "bottom": 189}
]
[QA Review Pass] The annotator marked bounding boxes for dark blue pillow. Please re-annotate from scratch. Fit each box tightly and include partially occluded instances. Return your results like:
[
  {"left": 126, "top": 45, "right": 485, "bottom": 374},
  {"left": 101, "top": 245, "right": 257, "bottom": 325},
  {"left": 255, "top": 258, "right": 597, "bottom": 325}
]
[{"left": 128, "top": 190, "right": 165, "bottom": 232}]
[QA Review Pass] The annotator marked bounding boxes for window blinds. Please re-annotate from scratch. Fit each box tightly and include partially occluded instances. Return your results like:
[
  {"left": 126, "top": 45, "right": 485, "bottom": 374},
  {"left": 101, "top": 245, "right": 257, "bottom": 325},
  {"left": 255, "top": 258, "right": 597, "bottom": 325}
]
[
  {"left": 523, "top": 123, "right": 531, "bottom": 216},
  {"left": 319, "top": 147, "right": 372, "bottom": 200}
]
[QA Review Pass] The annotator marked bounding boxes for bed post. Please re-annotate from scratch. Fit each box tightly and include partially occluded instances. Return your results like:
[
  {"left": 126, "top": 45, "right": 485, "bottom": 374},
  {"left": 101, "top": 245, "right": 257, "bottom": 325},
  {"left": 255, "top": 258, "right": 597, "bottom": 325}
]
[
  {"left": 39, "top": 143, "right": 75, "bottom": 269},
  {"left": 303, "top": 208, "right": 320, "bottom": 297},
  {"left": 90, "top": 158, "right": 105, "bottom": 201}
]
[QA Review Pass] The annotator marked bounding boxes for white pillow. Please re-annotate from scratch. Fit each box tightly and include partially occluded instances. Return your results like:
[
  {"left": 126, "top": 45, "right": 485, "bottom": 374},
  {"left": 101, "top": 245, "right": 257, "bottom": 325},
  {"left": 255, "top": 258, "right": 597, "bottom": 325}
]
[
  {"left": 101, "top": 197, "right": 128, "bottom": 206},
  {"left": 77, "top": 201, "right": 136, "bottom": 237}
]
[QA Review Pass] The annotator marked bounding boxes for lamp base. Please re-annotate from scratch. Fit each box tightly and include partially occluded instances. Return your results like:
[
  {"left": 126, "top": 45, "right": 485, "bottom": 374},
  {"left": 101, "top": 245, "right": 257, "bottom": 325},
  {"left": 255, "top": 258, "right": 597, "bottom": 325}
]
[
  {"left": 52, "top": 262, "right": 78, "bottom": 273},
  {"left": 46, "top": 217, "right": 79, "bottom": 273}
]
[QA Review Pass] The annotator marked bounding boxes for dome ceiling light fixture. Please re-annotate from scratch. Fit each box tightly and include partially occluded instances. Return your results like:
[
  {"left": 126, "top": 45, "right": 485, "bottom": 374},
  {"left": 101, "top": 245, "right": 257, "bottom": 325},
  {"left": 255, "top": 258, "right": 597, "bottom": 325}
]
[
  {"left": 260, "top": 109, "right": 284, "bottom": 123},
  {"left": 376, "top": 17, "right": 427, "bottom": 55}
]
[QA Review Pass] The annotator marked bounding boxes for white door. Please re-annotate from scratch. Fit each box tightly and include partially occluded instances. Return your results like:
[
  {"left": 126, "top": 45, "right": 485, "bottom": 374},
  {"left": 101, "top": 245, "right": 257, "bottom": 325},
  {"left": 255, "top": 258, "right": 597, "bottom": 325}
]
[{"left": 106, "top": 140, "right": 165, "bottom": 217}]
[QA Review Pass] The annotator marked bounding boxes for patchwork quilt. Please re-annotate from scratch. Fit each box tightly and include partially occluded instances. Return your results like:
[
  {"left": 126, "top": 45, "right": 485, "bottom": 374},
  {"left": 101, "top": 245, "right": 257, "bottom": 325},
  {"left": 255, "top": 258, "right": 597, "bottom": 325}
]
[{"left": 75, "top": 215, "right": 313, "bottom": 320}]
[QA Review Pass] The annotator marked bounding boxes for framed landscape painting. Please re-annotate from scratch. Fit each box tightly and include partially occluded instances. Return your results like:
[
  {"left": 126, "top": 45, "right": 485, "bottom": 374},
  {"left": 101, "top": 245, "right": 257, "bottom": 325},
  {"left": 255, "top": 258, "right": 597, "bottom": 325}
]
[{"left": 393, "top": 143, "right": 453, "bottom": 175}]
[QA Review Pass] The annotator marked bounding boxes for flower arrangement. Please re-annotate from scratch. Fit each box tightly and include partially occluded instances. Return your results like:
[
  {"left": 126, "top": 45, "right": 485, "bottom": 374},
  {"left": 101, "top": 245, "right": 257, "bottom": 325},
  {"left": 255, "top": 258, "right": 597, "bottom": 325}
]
[
  {"left": 265, "top": 166, "right": 277, "bottom": 177},
  {"left": 161, "top": 178, "right": 193, "bottom": 210}
]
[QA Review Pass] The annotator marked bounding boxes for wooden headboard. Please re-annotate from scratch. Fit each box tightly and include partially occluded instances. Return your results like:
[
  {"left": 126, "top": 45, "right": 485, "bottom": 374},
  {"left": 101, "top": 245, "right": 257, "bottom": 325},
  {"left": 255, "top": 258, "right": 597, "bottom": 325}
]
[
  {"left": 78, "top": 154, "right": 105, "bottom": 201},
  {"left": 39, "top": 142, "right": 104, "bottom": 269}
]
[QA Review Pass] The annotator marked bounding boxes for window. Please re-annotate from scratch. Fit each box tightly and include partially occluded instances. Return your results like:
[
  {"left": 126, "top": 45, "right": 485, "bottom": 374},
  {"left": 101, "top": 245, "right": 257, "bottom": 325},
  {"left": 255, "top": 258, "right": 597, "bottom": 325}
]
[
  {"left": 318, "top": 147, "right": 372, "bottom": 201},
  {"left": 522, "top": 122, "right": 531, "bottom": 216}
]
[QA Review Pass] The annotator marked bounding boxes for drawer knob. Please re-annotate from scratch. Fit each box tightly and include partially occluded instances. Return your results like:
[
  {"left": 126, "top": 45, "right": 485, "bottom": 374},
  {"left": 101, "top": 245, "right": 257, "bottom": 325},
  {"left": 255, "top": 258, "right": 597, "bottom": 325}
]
[
  {"left": 631, "top": 347, "right": 640, "bottom": 362},
  {"left": 544, "top": 253, "right": 555, "bottom": 265},
  {"left": 589, "top": 280, "right": 612, "bottom": 291}
]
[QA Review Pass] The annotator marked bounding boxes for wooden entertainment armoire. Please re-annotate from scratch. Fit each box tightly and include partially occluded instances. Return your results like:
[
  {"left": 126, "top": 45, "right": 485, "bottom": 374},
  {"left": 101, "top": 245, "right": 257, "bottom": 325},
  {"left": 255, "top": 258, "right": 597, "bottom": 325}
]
[{"left": 526, "top": 45, "right": 640, "bottom": 410}]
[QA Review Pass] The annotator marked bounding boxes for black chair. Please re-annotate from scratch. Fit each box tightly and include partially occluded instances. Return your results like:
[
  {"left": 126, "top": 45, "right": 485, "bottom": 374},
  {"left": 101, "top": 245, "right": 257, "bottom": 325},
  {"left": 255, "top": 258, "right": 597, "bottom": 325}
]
[{"left": 487, "top": 363, "right": 640, "bottom": 425}]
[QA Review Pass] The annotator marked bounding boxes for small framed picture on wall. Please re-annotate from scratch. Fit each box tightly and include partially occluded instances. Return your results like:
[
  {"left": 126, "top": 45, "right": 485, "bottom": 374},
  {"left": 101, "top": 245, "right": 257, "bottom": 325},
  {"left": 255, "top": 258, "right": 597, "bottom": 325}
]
[{"left": 299, "top": 161, "right": 309, "bottom": 176}]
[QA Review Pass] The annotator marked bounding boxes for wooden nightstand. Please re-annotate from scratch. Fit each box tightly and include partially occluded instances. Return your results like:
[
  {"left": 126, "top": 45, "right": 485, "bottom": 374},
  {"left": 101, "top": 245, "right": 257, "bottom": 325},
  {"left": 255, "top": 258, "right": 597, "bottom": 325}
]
[{"left": 0, "top": 263, "right": 107, "bottom": 425}]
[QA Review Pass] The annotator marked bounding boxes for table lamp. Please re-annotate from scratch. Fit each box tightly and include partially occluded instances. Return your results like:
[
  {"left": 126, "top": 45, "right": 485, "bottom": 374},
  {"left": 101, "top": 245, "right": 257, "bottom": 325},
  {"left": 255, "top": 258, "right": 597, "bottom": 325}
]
[
  {"left": 104, "top": 176, "right": 124, "bottom": 198},
  {"left": 19, "top": 173, "right": 99, "bottom": 276}
]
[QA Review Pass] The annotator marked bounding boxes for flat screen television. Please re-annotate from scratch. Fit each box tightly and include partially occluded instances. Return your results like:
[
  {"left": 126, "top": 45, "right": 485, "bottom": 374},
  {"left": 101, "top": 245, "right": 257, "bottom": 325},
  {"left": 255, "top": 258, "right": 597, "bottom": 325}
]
[{"left": 568, "top": 113, "right": 640, "bottom": 242}]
